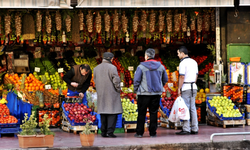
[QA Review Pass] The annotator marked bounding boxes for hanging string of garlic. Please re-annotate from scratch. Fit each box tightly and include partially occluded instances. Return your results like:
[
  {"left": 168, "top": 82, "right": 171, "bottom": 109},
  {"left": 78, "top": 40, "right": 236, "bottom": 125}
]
[
  {"left": 141, "top": 10, "right": 147, "bottom": 32},
  {"left": 45, "top": 13, "right": 52, "bottom": 34},
  {"left": 65, "top": 15, "right": 71, "bottom": 33},
  {"left": 166, "top": 10, "right": 173, "bottom": 33},
  {"left": 133, "top": 11, "right": 139, "bottom": 33},
  {"left": 5, "top": 14, "right": 11, "bottom": 36},
  {"left": 104, "top": 11, "right": 111, "bottom": 32},
  {"left": 197, "top": 13, "right": 202, "bottom": 32},
  {"left": 86, "top": 10, "right": 93, "bottom": 33},
  {"left": 204, "top": 12, "right": 210, "bottom": 32},
  {"left": 190, "top": 17, "right": 196, "bottom": 31},
  {"left": 55, "top": 11, "right": 62, "bottom": 31},
  {"left": 78, "top": 11, "right": 84, "bottom": 31},
  {"left": 158, "top": 10, "right": 165, "bottom": 33},
  {"left": 211, "top": 10, "right": 215, "bottom": 32},
  {"left": 113, "top": 9, "right": 119, "bottom": 33},
  {"left": 174, "top": 10, "right": 181, "bottom": 32},
  {"left": 121, "top": 11, "right": 128, "bottom": 33},
  {"left": 95, "top": 12, "right": 102, "bottom": 34},
  {"left": 36, "top": 10, "right": 42, "bottom": 32},
  {"left": 149, "top": 10, "right": 156, "bottom": 33},
  {"left": 15, "top": 13, "right": 22, "bottom": 37},
  {"left": 181, "top": 10, "right": 187, "bottom": 32}
]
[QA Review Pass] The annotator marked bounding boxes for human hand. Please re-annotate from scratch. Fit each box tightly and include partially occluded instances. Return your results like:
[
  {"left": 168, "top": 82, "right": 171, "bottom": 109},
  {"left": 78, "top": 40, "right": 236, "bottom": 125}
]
[
  {"left": 71, "top": 82, "right": 79, "bottom": 87},
  {"left": 178, "top": 89, "right": 181, "bottom": 97},
  {"left": 79, "top": 92, "right": 84, "bottom": 99}
]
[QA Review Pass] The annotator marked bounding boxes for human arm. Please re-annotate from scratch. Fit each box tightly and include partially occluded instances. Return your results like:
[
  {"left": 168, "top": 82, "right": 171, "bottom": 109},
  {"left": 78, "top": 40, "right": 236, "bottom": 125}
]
[
  {"left": 63, "top": 67, "right": 78, "bottom": 87},
  {"left": 133, "top": 66, "right": 142, "bottom": 93},
  {"left": 162, "top": 67, "right": 168, "bottom": 86},
  {"left": 178, "top": 75, "right": 185, "bottom": 96}
]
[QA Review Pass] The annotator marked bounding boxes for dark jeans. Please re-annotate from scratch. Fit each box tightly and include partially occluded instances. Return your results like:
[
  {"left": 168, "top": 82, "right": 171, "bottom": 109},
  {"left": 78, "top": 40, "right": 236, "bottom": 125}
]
[
  {"left": 136, "top": 95, "right": 161, "bottom": 136},
  {"left": 100, "top": 114, "right": 117, "bottom": 135}
]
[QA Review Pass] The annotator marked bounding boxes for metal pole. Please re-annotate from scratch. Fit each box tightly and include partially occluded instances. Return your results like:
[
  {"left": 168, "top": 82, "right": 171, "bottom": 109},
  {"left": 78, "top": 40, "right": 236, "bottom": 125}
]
[
  {"left": 211, "top": 132, "right": 250, "bottom": 142},
  {"left": 216, "top": 7, "right": 220, "bottom": 65}
]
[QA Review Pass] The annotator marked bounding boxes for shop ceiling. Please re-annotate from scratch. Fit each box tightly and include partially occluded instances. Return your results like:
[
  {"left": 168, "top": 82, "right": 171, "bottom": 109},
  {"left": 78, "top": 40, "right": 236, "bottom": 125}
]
[
  {"left": 76, "top": 0, "right": 234, "bottom": 8},
  {"left": 0, "top": 0, "right": 72, "bottom": 9}
]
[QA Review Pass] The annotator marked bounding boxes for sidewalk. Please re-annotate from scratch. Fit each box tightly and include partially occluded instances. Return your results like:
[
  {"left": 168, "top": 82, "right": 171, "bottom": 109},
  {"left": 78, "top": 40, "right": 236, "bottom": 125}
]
[{"left": 0, "top": 125, "right": 250, "bottom": 149}]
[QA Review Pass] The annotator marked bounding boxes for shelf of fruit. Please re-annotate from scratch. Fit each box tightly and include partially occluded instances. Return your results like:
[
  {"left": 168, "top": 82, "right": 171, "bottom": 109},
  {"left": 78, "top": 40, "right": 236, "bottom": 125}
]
[
  {"left": 0, "top": 103, "right": 19, "bottom": 126},
  {"left": 121, "top": 98, "right": 138, "bottom": 123}
]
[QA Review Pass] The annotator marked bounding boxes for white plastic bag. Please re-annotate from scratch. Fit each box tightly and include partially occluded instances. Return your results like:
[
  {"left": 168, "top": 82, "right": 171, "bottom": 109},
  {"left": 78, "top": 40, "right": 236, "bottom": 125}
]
[
  {"left": 177, "top": 96, "right": 190, "bottom": 120},
  {"left": 168, "top": 98, "right": 179, "bottom": 122}
]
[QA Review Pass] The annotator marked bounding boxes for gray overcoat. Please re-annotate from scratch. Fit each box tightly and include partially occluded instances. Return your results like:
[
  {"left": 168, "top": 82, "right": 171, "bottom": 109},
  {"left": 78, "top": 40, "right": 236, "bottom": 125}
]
[{"left": 93, "top": 59, "right": 123, "bottom": 114}]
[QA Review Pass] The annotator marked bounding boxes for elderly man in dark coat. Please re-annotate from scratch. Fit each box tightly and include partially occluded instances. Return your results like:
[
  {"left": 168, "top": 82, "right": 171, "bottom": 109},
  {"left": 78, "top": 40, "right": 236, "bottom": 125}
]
[{"left": 94, "top": 52, "right": 123, "bottom": 138}]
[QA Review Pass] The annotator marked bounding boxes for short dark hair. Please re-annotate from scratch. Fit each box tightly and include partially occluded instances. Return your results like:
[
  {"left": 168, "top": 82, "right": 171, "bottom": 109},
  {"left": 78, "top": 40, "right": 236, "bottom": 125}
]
[
  {"left": 178, "top": 46, "right": 188, "bottom": 55},
  {"left": 80, "top": 64, "right": 91, "bottom": 72}
]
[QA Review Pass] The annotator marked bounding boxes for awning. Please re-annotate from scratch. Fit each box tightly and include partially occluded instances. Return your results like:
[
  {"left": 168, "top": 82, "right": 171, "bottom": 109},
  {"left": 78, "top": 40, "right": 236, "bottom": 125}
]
[
  {"left": 0, "top": 0, "right": 72, "bottom": 9},
  {"left": 77, "top": 0, "right": 234, "bottom": 8},
  {"left": 240, "top": 0, "right": 250, "bottom": 6}
]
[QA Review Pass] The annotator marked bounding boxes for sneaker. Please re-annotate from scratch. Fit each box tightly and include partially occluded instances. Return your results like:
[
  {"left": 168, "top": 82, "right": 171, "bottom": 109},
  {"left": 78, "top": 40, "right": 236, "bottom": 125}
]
[
  {"left": 134, "top": 133, "right": 143, "bottom": 138},
  {"left": 175, "top": 130, "right": 190, "bottom": 135},
  {"left": 191, "top": 131, "right": 198, "bottom": 135},
  {"left": 108, "top": 133, "right": 117, "bottom": 138},
  {"left": 150, "top": 135, "right": 157, "bottom": 138}
]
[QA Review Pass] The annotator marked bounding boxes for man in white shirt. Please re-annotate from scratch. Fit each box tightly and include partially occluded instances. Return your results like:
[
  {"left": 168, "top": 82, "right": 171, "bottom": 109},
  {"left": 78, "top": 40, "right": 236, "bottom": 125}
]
[{"left": 176, "top": 46, "right": 199, "bottom": 135}]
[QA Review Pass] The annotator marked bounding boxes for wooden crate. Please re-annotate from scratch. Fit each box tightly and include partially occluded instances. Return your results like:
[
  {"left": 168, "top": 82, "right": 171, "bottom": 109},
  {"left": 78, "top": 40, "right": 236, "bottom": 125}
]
[
  {"left": 246, "top": 119, "right": 250, "bottom": 125},
  {"left": 215, "top": 119, "right": 245, "bottom": 129},
  {"left": 124, "top": 123, "right": 147, "bottom": 133}
]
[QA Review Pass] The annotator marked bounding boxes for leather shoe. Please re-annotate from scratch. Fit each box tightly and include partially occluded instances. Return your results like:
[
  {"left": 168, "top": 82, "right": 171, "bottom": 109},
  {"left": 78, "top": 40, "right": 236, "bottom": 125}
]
[
  {"left": 150, "top": 135, "right": 157, "bottom": 138},
  {"left": 108, "top": 133, "right": 117, "bottom": 138},
  {"left": 134, "top": 133, "right": 143, "bottom": 138},
  {"left": 101, "top": 133, "right": 109, "bottom": 137},
  {"left": 175, "top": 131, "right": 190, "bottom": 135},
  {"left": 191, "top": 131, "right": 198, "bottom": 135}
]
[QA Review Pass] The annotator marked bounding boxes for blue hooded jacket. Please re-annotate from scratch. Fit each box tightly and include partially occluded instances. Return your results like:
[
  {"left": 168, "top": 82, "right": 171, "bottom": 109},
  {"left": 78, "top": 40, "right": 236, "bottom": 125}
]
[{"left": 134, "top": 60, "right": 168, "bottom": 95}]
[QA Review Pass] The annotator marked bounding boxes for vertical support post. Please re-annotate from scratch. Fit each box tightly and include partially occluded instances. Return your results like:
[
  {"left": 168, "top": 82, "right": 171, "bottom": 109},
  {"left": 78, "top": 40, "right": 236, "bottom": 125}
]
[{"left": 216, "top": 7, "right": 220, "bottom": 65}]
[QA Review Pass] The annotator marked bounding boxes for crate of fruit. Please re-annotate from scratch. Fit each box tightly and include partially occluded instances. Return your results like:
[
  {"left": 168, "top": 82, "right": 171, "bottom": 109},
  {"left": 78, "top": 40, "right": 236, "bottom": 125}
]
[{"left": 0, "top": 119, "right": 20, "bottom": 128}]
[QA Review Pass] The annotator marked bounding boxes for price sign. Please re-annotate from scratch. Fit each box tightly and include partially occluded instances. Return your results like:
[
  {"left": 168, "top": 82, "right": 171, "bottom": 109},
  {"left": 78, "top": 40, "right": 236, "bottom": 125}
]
[
  {"left": 1, "top": 60, "right": 6, "bottom": 65},
  {"left": 55, "top": 47, "right": 61, "bottom": 51},
  {"left": 161, "top": 44, "right": 166, "bottom": 48},
  {"left": 128, "top": 66, "right": 134, "bottom": 71},
  {"left": 168, "top": 83, "right": 174, "bottom": 88},
  {"left": 137, "top": 46, "right": 143, "bottom": 51},
  {"left": 58, "top": 68, "right": 64, "bottom": 73},
  {"left": 75, "top": 47, "right": 81, "bottom": 51},
  {"left": 120, "top": 49, "right": 125, "bottom": 53},
  {"left": 35, "top": 47, "right": 41, "bottom": 51},
  {"left": 34, "top": 67, "right": 40, "bottom": 72},
  {"left": 45, "top": 85, "right": 51, "bottom": 89},
  {"left": 120, "top": 82, "right": 124, "bottom": 87}
]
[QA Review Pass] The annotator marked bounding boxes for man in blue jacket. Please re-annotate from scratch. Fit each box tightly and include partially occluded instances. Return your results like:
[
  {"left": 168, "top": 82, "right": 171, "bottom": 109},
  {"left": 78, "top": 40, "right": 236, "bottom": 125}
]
[{"left": 134, "top": 48, "right": 168, "bottom": 138}]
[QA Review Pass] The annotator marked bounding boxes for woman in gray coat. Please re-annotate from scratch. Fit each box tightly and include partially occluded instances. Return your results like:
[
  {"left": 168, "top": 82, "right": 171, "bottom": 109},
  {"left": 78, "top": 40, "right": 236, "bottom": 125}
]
[{"left": 94, "top": 52, "right": 123, "bottom": 138}]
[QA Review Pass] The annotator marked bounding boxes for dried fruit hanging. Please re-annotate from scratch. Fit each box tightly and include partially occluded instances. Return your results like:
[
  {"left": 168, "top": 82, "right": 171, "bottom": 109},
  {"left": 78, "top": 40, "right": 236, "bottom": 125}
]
[
  {"left": 121, "top": 11, "right": 128, "bottom": 33},
  {"left": 65, "top": 15, "right": 71, "bottom": 33},
  {"left": 149, "top": 10, "right": 156, "bottom": 33},
  {"left": 197, "top": 13, "right": 202, "bottom": 33},
  {"left": 15, "top": 13, "right": 22, "bottom": 37},
  {"left": 174, "top": 10, "right": 181, "bottom": 33},
  {"left": 204, "top": 12, "right": 210, "bottom": 32},
  {"left": 113, "top": 9, "right": 119, "bottom": 33},
  {"left": 133, "top": 11, "right": 139, "bottom": 33},
  {"left": 104, "top": 11, "right": 110, "bottom": 32},
  {"left": 55, "top": 11, "right": 62, "bottom": 31},
  {"left": 190, "top": 17, "right": 196, "bottom": 31},
  {"left": 45, "top": 12, "right": 52, "bottom": 34},
  {"left": 78, "top": 11, "right": 84, "bottom": 31},
  {"left": 211, "top": 10, "right": 215, "bottom": 32},
  {"left": 166, "top": 10, "right": 173, "bottom": 33},
  {"left": 86, "top": 10, "right": 93, "bottom": 33},
  {"left": 158, "top": 10, "right": 165, "bottom": 33},
  {"left": 181, "top": 10, "right": 187, "bottom": 32},
  {"left": 95, "top": 12, "right": 102, "bottom": 34},
  {"left": 141, "top": 10, "right": 147, "bottom": 32},
  {"left": 4, "top": 14, "right": 11, "bottom": 36},
  {"left": 36, "top": 10, "right": 42, "bottom": 32}
]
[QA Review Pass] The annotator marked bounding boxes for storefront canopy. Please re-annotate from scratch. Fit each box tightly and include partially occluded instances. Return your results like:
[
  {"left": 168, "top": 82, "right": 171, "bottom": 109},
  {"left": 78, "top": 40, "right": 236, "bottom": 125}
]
[
  {"left": 77, "top": 0, "right": 234, "bottom": 8},
  {"left": 0, "top": 0, "right": 72, "bottom": 9},
  {"left": 240, "top": 0, "right": 250, "bottom": 6}
]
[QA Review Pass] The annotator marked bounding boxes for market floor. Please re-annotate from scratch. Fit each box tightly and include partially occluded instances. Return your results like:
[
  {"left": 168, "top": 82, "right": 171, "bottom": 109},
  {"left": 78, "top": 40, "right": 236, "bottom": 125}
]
[{"left": 0, "top": 125, "right": 250, "bottom": 149}]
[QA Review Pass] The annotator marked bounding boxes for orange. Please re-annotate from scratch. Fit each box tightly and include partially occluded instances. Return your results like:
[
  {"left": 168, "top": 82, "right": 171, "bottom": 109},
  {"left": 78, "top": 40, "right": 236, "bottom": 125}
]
[
  {"left": 35, "top": 87, "right": 39, "bottom": 91},
  {"left": 31, "top": 87, "right": 35, "bottom": 91}
]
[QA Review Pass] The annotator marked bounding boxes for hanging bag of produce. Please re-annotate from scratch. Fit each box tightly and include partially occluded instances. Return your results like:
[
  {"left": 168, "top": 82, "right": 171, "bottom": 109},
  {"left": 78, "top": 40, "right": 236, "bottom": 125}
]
[{"left": 177, "top": 96, "right": 190, "bottom": 120}]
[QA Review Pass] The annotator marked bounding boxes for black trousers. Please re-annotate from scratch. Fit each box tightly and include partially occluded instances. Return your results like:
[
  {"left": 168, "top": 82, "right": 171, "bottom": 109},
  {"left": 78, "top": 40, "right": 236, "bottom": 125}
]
[
  {"left": 136, "top": 95, "right": 161, "bottom": 136},
  {"left": 100, "top": 114, "right": 117, "bottom": 135}
]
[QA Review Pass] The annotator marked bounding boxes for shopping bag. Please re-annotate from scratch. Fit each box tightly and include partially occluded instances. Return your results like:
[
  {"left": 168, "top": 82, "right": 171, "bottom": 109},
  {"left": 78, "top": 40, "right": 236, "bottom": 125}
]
[
  {"left": 168, "top": 97, "right": 179, "bottom": 122},
  {"left": 177, "top": 96, "right": 190, "bottom": 120}
]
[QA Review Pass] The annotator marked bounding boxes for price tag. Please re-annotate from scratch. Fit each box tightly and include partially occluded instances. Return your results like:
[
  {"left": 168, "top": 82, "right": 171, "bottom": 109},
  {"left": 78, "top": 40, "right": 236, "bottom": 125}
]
[
  {"left": 75, "top": 47, "right": 81, "bottom": 51},
  {"left": 168, "top": 83, "right": 174, "bottom": 88},
  {"left": 120, "top": 82, "right": 124, "bottom": 87},
  {"left": 137, "top": 46, "right": 143, "bottom": 51},
  {"left": 45, "top": 85, "right": 51, "bottom": 89},
  {"left": 34, "top": 67, "right": 40, "bottom": 72},
  {"left": 35, "top": 47, "right": 41, "bottom": 51},
  {"left": 55, "top": 47, "right": 61, "bottom": 51},
  {"left": 120, "top": 49, "right": 125, "bottom": 53},
  {"left": 128, "top": 66, "right": 134, "bottom": 71},
  {"left": 1, "top": 60, "right": 6, "bottom": 65},
  {"left": 161, "top": 44, "right": 166, "bottom": 48},
  {"left": 58, "top": 68, "right": 64, "bottom": 73}
]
